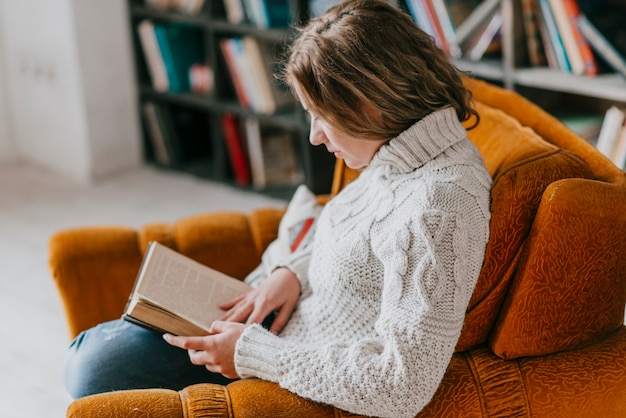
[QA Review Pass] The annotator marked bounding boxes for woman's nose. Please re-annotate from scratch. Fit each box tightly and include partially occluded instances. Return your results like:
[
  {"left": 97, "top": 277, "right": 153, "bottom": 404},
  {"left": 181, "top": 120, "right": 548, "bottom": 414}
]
[{"left": 309, "top": 118, "right": 326, "bottom": 146}]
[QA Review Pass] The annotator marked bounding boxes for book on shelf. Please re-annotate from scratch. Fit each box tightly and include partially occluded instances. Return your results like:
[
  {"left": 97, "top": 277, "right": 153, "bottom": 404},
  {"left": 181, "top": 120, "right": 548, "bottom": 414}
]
[
  {"left": 221, "top": 113, "right": 252, "bottom": 186},
  {"left": 431, "top": 0, "right": 461, "bottom": 58},
  {"left": 537, "top": 0, "right": 572, "bottom": 72},
  {"left": 576, "top": 14, "right": 626, "bottom": 79},
  {"left": 455, "top": 0, "right": 501, "bottom": 47},
  {"left": 596, "top": 106, "right": 626, "bottom": 163},
  {"left": 463, "top": 7, "right": 503, "bottom": 61},
  {"left": 123, "top": 241, "right": 253, "bottom": 336},
  {"left": 242, "top": 36, "right": 294, "bottom": 114},
  {"left": 145, "top": 0, "right": 206, "bottom": 15},
  {"left": 153, "top": 22, "right": 205, "bottom": 93},
  {"left": 405, "top": 0, "right": 449, "bottom": 55},
  {"left": 611, "top": 123, "right": 626, "bottom": 170},
  {"left": 220, "top": 36, "right": 293, "bottom": 114},
  {"left": 142, "top": 101, "right": 183, "bottom": 167},
  {"left": 223, "top": 0, "right": 245, "bottom": 24},
  {"left": 561, "top": 0, "right": 598, "bottom": 75},
  {"left": 240, "top": 0, "right": 291, "bottom": 28},
  {"left": 137, "top": 20, "right": 169, "bottom": 92},
  {"left": 219, "top": 38, "right": 252, "bottom": 109},
  {"left": 309, "top": 1, "right": 401, "bottom": 17},
  {"left": 521, "top": 0, "right": 547, "bottom": 67},
  {"left": 547, "top": 0, "right": 587, "bottom": 75},
  {"left": 244, "top": 118, "right": 303, "bottom": 189}
]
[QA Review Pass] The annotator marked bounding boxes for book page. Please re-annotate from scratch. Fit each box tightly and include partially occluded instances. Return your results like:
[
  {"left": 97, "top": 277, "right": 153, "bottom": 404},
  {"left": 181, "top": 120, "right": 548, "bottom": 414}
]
[{"left": 133, "top": 242, "right": 252, "bottom": 331}]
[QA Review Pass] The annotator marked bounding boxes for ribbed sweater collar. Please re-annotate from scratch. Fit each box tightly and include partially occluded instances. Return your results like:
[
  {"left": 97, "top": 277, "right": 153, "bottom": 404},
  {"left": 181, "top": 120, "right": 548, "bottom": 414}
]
[{"left": 370, "top": 106, "right": 467, "bottom": 174}]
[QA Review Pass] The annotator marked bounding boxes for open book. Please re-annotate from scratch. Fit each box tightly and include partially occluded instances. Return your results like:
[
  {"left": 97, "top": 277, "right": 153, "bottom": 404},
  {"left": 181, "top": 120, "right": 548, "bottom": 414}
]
[{"left": 123, "top": 241, "right": 252, "bottom": 336}]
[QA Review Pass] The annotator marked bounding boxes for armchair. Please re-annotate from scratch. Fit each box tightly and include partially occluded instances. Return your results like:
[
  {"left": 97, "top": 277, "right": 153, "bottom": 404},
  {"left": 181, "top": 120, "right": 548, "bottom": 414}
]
[{"left": 50, "top": 78, "right": 626, "bottom": 417}]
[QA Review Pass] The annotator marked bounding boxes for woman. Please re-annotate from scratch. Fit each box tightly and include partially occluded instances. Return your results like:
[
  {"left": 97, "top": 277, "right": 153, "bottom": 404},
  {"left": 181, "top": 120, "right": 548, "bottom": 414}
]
[{"left": 64, "top": 1, "right": 491, "bottom": 417}]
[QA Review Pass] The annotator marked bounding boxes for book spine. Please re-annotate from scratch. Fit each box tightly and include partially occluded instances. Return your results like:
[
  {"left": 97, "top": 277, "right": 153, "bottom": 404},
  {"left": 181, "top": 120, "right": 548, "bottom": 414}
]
[
  {"left": 223, "top": 0, "right": 245, "bottom": 23},
  {"left": 230, "top": 38, "right": 262, "bottom": 112},
  {"left": 596, "top": 106, "right": 626, "bottom": 160},
  {"left": 152, "top": 103, "right": 183, "bottom": 165},
  {"left": 537, "top": 0, "right": 571, "bottom": 72},
  {"left": 221, "top": 113, "right": 251, "bottom": 186},
  {"left": 611, "top": 122, "right": 626, "bottom": 169},
  {"left": 431, "top": 0, "right": 461, "bottom": 58},
  {"left": 423, "top": 0, "right": 450, "bottom": 55},
  {"left": 137, "top": 20, "right": 169, "bottom": 92},
  {"left": 576, "top": 15, "right": 626, "bottom": 79},
  {"left": 561, "top": 0, "right": 597, "bottom": 75},
  {"left": 219, "top": 38, "right": 251, "bottom": 109},
  {"left": 547, "top": 0, "right": 584, "bottom": 74},
  {"left": 241, "top": 36, "right": 276, "bottom": 114},
  {"left": 534, "top": 0, "right": 558, "bottom": 69},
  {"left": 154, "top": 24, "right": 182, "bottom": 92},
  {"left": 465, "top": 9, "right": 504, "bottom": 61},
  {"left": 142, "top": 102, "right": 171, "bottom": 166},
  {"left": 521, "top": 0, "right": 547, "bottom": 66},
  {"left": 455, "top": 0, "right": 501, "bottom": 46},
  {"left": 262, "top": 0, "right": 291, "bottom": 28},
  {"left": 244, "top": 118, "right": 266, "bottom": 189}
]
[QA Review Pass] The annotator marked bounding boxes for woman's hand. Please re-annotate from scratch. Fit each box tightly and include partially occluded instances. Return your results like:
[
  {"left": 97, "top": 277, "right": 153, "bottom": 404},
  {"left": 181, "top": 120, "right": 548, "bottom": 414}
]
[
  {"left": 219, "top": 267, "right": 300, "bottom": 334},
  {"left": 163, "top": 321, "right": 247, "bottom": 379}
]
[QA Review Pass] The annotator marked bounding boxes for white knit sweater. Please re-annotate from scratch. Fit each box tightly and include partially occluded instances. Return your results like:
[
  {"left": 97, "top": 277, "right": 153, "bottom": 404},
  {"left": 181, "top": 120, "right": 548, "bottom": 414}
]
[{"left": 234, "top": 107, "right": 492, "bottom": 418}]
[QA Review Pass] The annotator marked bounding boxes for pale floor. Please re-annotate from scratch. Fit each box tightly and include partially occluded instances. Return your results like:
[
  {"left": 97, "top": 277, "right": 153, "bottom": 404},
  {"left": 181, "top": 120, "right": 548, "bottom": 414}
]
[{"left": 0, "top": 162, "right": 286, "bottom": 418}]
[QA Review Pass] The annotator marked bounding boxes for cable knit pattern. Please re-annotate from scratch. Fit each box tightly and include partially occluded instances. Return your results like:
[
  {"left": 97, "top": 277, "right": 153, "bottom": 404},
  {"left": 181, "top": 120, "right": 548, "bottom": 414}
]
[{"left": 235, "top": 107, "right": 492, "bottom": 418}]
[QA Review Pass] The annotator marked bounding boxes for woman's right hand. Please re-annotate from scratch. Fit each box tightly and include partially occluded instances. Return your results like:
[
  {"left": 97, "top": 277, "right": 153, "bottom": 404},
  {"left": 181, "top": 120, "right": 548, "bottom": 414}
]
[{"left": 218, "top": 267, "right": 300, "bottom": 335}]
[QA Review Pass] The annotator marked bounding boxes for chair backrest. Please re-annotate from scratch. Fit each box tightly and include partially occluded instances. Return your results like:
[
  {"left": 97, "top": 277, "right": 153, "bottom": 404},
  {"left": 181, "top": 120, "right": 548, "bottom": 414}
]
[{"left": 330, "top": 79, "right": 626, "bottom": 358}]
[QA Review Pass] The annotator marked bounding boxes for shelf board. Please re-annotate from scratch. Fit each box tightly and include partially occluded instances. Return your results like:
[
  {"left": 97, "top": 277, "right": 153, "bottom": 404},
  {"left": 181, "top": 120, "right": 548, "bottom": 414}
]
[
  {"left": 454, "top": 58, "right": 505, "bottom": 81},
  {"left": 512, "top": 69, "right": 626, "bottom": 102},
  {"left": 130, "top": 4, "right": 290, "bottom": 42},
  {"left": 139, "top": 87, "right": 306, "bottom": 130}
]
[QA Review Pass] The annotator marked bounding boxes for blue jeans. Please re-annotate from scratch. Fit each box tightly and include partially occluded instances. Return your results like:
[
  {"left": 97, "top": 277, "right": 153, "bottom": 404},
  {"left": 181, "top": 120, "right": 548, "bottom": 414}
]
[{"left": 63, "top": 319, "right": 234, "bottom": 399}]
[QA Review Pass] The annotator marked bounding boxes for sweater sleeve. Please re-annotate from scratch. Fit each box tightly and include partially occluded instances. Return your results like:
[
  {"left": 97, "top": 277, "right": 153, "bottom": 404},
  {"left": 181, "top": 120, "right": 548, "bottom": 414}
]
[{"left": 235, "top": 207, "right": 485, "bottom": 418}]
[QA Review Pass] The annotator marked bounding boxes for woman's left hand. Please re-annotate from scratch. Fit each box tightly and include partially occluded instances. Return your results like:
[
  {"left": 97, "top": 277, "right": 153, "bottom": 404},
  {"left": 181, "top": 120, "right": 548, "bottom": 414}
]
[{"left": 163, "top": 321, "right": 248, "bottom": 379}]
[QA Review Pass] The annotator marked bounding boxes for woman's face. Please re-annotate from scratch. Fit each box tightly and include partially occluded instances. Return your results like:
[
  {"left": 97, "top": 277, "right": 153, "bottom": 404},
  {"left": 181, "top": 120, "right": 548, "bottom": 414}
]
[{"left": 307, "top": 112, "right": 387, "bottom": 169}]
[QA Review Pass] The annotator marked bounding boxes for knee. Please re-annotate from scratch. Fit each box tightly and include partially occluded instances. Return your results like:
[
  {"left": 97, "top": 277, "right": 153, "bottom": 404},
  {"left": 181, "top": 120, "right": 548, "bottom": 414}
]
[
  {"left": 62, "top": 321, "right": 133, "bottom": 399},
  {"left": 63, "top": 331, "right": 97, "bottom": 399}
]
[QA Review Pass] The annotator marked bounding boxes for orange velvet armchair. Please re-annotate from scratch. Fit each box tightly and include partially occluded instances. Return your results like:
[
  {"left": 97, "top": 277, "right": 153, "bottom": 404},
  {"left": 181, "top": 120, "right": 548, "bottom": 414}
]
[{"left": 49, "top": 78, "right": 626, "bottom": 417}]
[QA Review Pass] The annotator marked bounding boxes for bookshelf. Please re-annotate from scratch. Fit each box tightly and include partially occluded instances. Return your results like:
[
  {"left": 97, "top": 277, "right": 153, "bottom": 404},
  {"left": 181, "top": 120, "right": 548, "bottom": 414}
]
[
  {"left": 127, "top": 0, "right": 626, "bottom": 198},
  {"left": 127, "top": 0, "right": 335, "bottom": 198},
  {"left": 452, "top": 0, "right": 626, "bottom": 103}
]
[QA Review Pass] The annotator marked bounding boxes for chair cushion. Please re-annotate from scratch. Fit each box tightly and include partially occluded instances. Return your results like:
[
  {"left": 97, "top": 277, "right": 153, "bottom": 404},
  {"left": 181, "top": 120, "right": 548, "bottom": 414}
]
[
  {"left": 490, "top": 178, "right": 626, "bottom": 359},
  {"left": 456, "top": 102, "right": 595, "bottom": 351}
]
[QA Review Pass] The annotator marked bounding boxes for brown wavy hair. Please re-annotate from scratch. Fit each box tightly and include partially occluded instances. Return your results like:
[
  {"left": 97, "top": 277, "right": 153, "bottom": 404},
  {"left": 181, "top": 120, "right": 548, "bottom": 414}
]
[{"left": 283, "top": 0, "right": 479, "bottom": 141}]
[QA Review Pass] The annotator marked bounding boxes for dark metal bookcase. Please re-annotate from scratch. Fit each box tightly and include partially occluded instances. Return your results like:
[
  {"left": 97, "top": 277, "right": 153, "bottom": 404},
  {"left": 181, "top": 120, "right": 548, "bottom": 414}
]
[{"left": 127, "top": 0, "right": 336, "bottom": 198}]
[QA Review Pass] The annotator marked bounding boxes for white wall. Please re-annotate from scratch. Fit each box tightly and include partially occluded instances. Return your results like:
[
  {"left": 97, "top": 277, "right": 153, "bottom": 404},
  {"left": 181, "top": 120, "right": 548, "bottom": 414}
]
[
  {"left": 72, "top": 0, "right": 142, "bottom": 180},
  {"left": 0, "top": 0, "right": 17, "bottom": 163},
  {"left": 0, "top": 0, "right": 140, "bottom": 183}
]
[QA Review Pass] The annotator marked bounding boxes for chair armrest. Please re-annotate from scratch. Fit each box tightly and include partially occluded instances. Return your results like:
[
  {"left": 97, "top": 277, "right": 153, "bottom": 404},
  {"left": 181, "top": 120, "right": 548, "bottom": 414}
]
[
  {"left": 65, "top": 380, "right": 337, "bottom": 418},
  {"left": 66, "top": 388, "right": 186, "bottom": 417},
  {"left": 49, "top": 208, "right": 285, "bottom": 339},
  {"left": 49, "top": 226, "right": 143, "bottom": 339}
]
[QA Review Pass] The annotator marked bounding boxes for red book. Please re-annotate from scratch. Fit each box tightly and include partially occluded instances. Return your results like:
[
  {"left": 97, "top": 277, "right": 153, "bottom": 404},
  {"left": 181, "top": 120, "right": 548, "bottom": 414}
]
[
  {"left": 424, "top": 0, "right": 450, "bottom": 56},
  {"left": 221, "top": 113, "right": 251, "bottom": 186},
  {"left": 219, "top": 38, "right": 251, "bottom": 109},
  {"left": 562, "top": 0, "right": 598, "bottom": 75}
]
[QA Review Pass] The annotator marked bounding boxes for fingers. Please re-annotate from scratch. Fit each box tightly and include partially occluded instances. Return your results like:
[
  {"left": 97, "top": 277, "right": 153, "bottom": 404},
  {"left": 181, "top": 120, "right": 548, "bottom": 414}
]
[
  {"left": 269, "top": 297, "right": 297, "bottom": 335},
  {"left": 246, "top": 304, "right": 272, "bottom": 326},
  {"left": 217, "top": 301, "right": 254, "bottom": 322},
  {"left": 162, "top": 334, "right": 208, "bottom": 351},
  {"left": 219, "top": 293, "right": 245, "bottom": 310}
]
